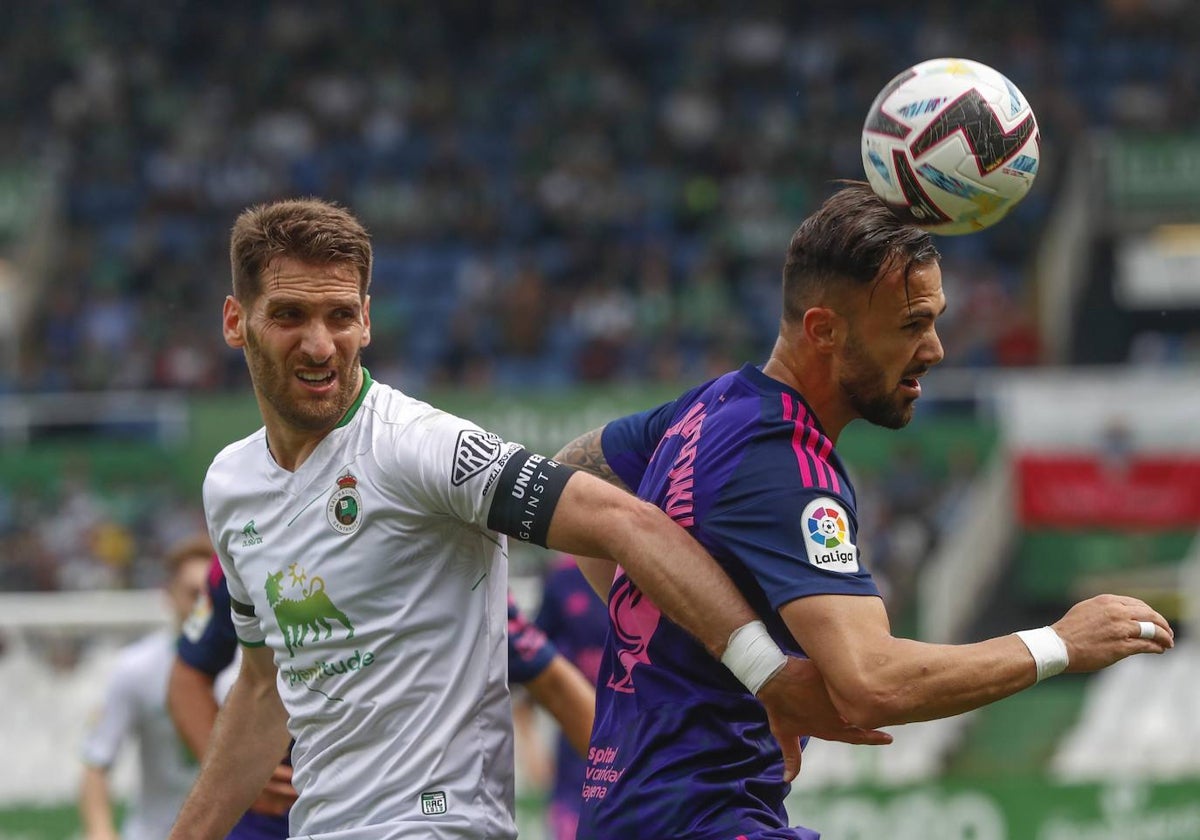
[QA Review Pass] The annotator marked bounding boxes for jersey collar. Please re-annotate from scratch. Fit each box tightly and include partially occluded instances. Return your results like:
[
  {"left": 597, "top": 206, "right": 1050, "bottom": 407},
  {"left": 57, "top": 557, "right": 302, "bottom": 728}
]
[{"left": 335, "top": 367, "right": 373, "bottom": 429}]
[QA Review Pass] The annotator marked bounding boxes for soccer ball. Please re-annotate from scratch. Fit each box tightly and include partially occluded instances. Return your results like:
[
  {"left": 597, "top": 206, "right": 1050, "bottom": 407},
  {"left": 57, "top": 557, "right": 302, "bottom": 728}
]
[{"left": 861, "top": 57, "right": 1040, "bottom": 235}]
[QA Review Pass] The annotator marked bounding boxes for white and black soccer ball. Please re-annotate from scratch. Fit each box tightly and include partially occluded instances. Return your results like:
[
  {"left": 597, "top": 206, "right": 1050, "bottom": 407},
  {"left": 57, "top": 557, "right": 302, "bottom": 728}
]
[{"left": 861, "top": 57, "right": 1040, "bottom": 235}]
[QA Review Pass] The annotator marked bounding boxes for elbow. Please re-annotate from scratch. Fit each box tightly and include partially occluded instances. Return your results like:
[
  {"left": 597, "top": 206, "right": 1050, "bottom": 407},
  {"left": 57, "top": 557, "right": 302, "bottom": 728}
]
[{"left": 830, "top": 680, "right": 908, "bottom": 730}]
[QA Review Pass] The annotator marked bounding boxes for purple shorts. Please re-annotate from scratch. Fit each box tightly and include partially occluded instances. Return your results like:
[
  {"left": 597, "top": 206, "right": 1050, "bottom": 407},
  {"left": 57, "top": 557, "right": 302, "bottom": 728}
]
[{"left": 227, "top": 810, "right": 290, "bottom": 840}]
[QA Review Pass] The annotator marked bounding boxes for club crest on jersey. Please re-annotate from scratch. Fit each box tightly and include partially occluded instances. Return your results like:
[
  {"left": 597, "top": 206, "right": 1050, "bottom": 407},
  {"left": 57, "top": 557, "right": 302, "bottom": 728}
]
[
  {"left": 327, "top": 472, "right": 363, "bottom": 534},
  {"left": 801, "top": 497, "right": 859, "bottom": 573}
]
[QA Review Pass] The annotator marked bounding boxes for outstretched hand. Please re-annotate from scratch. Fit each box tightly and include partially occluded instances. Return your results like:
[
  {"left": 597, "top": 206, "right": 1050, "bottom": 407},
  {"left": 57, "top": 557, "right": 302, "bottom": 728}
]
[
  {"left": 755, "top": 656, "right": 892, "bottom": 783},
  {"left": 1054, "top": 593, "right": 1174, "bottom": 673}
]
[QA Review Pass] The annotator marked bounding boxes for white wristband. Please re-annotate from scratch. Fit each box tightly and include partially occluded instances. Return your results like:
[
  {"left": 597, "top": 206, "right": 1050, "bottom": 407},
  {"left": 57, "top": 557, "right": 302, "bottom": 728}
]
[
  {"left": 1014, "top": 627, "right": 1069, "bottom": 683},
  {"left": 722, "top": 620, "right": 787, "bottom": 695}
]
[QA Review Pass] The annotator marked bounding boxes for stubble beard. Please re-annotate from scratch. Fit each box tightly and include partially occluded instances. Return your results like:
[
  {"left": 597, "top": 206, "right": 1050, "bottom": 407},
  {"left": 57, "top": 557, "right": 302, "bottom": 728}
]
[
  {"left": 243, "top": 327, "right": 362, "bottom": 433},
  {"left": 840, "top": 332, "right": 915, "bottom": 430}
]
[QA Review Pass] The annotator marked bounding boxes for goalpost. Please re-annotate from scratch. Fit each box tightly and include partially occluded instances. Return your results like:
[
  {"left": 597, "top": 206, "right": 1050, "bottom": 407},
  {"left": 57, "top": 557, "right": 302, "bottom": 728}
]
[{"left": 0, "top": 589, "right": 171, "bottom": 819}]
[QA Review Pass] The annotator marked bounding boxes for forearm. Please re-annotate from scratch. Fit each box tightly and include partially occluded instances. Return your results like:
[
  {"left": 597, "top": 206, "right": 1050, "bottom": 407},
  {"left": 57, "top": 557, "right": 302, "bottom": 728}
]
[
  {"left": 79, "top": 767, "right": 118, "bottom": 839},
  {"left": 784, "top": 595, "right": 1038, "bottom": 728},
  {"left": 167, "top": 659, "right": 220, "bottom": 761},
  {"left": 545, "top": 477, "right": 755, "bottom": 659},
  {"left": 524, "top": 656, "right": 596, "bottom": 757},
  {"left": 831, "top": 634, "right": 1036, "bottom": 728},
  {"left": 169, "top": 663, "right": 291, "bottom": 839}
]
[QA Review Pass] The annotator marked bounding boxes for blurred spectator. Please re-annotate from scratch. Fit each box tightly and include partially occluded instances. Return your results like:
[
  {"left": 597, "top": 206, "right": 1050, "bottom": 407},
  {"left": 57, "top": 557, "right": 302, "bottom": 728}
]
[{"left": 0, "top": 1, "right": 1187, "bottom": 593}]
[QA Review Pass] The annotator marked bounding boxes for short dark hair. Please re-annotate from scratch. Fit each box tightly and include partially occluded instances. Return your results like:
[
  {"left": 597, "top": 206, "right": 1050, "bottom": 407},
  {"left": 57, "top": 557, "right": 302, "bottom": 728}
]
[
  {"left": 781, "top": 182, "right": 940, "bottom": 323},
  {"left": 229, "top": 198, "right": 373, "bottom": 303}
]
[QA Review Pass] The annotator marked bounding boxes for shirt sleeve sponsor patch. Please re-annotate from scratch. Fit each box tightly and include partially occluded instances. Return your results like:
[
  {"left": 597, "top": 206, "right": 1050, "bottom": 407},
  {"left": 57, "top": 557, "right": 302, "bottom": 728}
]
[
  {"left": 801, "top": 497, "right": 859, "bottom": 573},
  {"left": 451, "top": 429, "right": 503, "bottom": 486}
]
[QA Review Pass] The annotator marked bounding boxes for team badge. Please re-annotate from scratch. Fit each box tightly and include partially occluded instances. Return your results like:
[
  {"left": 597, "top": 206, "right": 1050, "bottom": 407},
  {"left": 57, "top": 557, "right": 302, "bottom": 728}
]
[
  {"left": 327, "top": 472, "right": 364, "bottom": 534},
  {"left": 801, "top": 497, "right": 859, "bottom": 573}
]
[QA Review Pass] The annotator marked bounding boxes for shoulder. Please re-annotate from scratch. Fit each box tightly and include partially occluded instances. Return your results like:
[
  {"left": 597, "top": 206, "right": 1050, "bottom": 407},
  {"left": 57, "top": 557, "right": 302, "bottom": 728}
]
[
  {"left": 112, "top": 631, "right": 172, "bottom": 681},
  {"left": 360, "top": 382, "right": 486, "bottom": 446},
  {"left": 204, "top": 429, "right": 267, "bottom": 491}
]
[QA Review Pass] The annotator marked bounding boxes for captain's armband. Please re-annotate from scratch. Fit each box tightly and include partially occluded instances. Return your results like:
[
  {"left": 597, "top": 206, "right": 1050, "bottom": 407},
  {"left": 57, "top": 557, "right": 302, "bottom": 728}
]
[{"left": 486, "top": 449, "right": 575, "bottom": 547}]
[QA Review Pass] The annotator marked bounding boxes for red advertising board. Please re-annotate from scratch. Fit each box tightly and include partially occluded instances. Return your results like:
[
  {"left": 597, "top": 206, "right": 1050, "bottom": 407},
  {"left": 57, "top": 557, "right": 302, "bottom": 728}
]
[{"left": 1017, "top": 454, "right": 1200, "bottom": 528}]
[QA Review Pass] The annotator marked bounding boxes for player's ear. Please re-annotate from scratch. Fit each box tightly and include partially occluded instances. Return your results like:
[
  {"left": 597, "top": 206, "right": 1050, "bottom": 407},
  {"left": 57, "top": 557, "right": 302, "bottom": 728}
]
[
  {"left": 223, "top": 295, "right": 246, "bottom": 349},
  {"left": 802, "top": 306, "right": 841, "bottom": 352},
  {"left": 361, "top": 294, "right": 372, "bottom": 348}
]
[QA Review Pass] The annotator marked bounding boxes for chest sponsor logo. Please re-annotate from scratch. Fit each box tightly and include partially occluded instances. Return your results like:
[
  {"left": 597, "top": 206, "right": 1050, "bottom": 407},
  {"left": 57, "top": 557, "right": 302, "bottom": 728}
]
[
  {"left": 802, "top": 497, "right": 859, "bottom": 573},
  {"left": 265, "top": 565, "right": 356, "bottom": 657},
  {"left": 452, "top": 429, "right": 502, "bottom": 486},
  {"left": 326, "top": 473, "right": 363, "bottom": 535}
]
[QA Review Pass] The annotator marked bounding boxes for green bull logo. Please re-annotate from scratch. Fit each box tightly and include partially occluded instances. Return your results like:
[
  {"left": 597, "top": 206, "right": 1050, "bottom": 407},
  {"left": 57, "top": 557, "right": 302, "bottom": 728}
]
[{"left": 265, "top": 568, "right": 355, "bottom": 657}]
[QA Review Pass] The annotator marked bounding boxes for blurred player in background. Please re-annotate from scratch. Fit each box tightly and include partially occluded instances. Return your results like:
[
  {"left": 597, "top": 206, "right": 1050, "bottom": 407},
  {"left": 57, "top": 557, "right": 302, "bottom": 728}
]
[
  {"left": 78, "top": 534, "right": 212, "bottom": 840},
  {"left": 168, "top": 556, "right": 294, "bottom": 839},
  {"left": 531, "top": 556, "right": 608, "bottom": 840},
  {"left": 168, "top": 198, "right": 885, "bottom": 840},
  {"left": 554, "top": 182, "right": 1175, "bottom": 840},
  {"left": 508, "top": 589, "right": 597, "bottom": 760}
]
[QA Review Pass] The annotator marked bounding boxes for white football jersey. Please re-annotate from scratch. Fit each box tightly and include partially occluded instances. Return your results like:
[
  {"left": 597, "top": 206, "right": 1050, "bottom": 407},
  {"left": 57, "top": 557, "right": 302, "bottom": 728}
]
[
  {"left": 203, "top": 371, "right": 524, "bottom": 839},
  {"left": 80, "top": 630, "right": 197, "bottom": 840}
]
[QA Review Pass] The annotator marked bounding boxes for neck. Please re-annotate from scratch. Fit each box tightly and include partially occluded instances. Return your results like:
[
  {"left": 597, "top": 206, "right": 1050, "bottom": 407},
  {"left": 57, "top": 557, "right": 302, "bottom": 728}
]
[
  {"left": 260, "top": 367, "right": 365, "bottom": 472},
  {"left": 761, "top": 335, "right": 852, "bottom": 444}
]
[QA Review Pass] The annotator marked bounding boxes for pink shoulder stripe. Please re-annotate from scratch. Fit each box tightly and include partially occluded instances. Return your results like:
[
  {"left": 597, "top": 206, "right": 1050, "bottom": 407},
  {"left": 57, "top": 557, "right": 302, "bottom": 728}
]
[{"left": 781, "top": 393, "right": 838, "bottom": 492}]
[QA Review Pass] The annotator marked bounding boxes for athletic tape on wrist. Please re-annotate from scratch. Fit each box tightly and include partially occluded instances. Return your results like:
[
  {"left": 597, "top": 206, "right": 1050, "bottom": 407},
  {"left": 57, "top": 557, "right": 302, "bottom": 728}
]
[
  {"left": 722, "top": 620, "right": 787, "bottom": 695},
  {"left": 1014, "top": 626, "right": 1069, "bottom": 683}
]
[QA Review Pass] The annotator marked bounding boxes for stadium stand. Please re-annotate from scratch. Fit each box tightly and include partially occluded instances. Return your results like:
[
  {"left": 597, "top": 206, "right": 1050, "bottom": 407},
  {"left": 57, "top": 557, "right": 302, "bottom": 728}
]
[{"left": 1, "top": 2, "right": 1198, "bottom": 834}]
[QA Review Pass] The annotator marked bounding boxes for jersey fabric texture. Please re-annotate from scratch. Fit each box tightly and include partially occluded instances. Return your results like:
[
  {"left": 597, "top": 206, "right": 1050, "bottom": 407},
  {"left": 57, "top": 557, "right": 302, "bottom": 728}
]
[
  {"left": 535, "top": 557, "right": 609, "bottom": 840},
  {"left": 578, "top": 364, "right": 880, "bottom": 840},
  {"left": 178, "top": 557, "right": 291, "bottom": 839},
  {"left": 203, "top": 371, "right": 526, "bottom": 840},
  {"left": 80, "top": 630, "right": 197, "bottom": 840}
]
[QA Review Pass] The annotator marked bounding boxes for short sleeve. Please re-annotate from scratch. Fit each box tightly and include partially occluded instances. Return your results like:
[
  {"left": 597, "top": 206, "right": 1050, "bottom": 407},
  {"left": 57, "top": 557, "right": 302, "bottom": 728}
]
[
  {"left": 178, "top": 561, "right": 240, "bottom": 675},
  {"left": 375, "top": 407, "right": 525, "bottom": 531},
  {"left": 710, "top": 489, "right": 879, "bottom": 611},
  {"left": 508, "top": 591, "right": 558, "bottom": 684},
  {"left": 80, "top": 651, "right": 138, "bottom": 768},
  {"left": 218, "top": 548, "right": 266, "bottom": 647}
]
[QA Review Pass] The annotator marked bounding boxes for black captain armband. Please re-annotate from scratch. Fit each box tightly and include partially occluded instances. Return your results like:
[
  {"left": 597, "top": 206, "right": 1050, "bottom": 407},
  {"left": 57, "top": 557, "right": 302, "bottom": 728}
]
[{"left": 486, "top": 449, "right": 575, "bottom": 547}]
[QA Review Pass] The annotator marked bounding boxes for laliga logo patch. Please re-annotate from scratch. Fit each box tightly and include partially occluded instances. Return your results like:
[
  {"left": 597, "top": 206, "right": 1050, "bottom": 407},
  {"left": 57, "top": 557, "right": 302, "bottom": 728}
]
[
  {"left": 181, "top": 590, "right": 213, "bottom": 643},
  {"left": 802, "top": 498, "right": 859, "bottom": 573},
  {"left": 327, "top": 472, "right": 364, "bottom": 535}
]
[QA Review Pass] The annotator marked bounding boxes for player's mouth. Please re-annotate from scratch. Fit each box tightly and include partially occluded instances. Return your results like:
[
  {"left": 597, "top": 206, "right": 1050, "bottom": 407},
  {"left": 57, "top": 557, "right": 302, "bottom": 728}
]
[
  {"left": 296, "top": 369, "right": 337, "bottom": 392},
  {"left": 899, "top": 374, "right": 923, "bottom": 397}
]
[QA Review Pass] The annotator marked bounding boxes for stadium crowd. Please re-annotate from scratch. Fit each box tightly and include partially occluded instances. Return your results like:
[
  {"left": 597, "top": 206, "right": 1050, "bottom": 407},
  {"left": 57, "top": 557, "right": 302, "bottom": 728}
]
[{"left": 1, "top": 0, "right": 1197, "bottom": 594}]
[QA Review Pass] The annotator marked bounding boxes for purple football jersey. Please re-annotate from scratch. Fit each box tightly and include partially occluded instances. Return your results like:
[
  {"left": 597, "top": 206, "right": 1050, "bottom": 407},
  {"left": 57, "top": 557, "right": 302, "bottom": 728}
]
[{"left": 578, "top": 364, "right": 879, "bottom": 840}]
